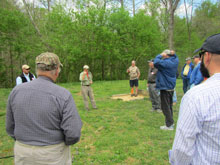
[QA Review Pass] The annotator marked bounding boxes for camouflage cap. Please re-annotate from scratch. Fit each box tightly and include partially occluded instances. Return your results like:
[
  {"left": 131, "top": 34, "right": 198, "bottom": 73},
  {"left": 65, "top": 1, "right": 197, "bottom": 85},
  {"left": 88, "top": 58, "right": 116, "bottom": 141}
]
[{"left": 36, "top": 52, "right": 63, "bottom": 70}]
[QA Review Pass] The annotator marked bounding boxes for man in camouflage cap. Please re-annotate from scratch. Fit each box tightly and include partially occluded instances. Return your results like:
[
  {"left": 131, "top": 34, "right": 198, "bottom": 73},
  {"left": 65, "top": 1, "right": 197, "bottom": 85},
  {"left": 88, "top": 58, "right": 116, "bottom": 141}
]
[{"left": 6, "top": 52, "right": 82, "bottom": 165}]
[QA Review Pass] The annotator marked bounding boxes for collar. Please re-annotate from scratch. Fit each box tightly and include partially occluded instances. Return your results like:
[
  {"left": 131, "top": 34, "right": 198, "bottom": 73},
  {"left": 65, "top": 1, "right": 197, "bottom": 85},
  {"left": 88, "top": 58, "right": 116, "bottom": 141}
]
[{"left": 37, "top": 76, "right": 55, "bottom": 83}]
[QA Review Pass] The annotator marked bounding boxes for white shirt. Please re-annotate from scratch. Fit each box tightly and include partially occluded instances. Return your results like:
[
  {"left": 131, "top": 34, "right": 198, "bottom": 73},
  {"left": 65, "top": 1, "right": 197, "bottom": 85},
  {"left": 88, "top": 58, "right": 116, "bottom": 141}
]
[
  {"left": 16, "top": 73, "right": 35, "bottom": 86},
  {"left": 169, "top": 73, "right": 220, "bottom": 164}
]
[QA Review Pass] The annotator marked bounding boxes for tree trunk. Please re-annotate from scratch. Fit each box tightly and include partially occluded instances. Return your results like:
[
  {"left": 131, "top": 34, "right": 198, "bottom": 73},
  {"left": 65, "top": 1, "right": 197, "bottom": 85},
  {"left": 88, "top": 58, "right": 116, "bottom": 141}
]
[
  {"left": 168, "top": 7, "right": 174, "bottom": 49},
  {"left": 133, "top": 0, "right": 135, "bottom": 16},
  {"left": 9, "top": 45, "right": 14, "bottom": 87}
]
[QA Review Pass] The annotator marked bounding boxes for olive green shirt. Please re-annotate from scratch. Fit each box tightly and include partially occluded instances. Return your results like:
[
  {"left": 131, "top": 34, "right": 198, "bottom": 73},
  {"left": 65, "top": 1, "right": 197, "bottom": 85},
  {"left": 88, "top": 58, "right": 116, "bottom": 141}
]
[{"left": 79, "top": 71, "right": 93, "bottom": 86}]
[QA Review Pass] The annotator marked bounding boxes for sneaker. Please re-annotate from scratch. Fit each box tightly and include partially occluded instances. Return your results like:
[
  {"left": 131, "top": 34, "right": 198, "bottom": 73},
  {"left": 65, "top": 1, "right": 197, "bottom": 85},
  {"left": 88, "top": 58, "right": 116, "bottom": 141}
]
[{"left": 160, "top": 125, "right": 174, "bottom": 130}]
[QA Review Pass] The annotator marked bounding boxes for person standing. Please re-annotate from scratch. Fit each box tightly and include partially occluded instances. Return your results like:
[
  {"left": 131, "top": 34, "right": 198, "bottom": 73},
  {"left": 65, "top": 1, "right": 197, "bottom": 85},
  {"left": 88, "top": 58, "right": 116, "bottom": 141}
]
[
  {"left": 16, "top": 64, "right": 36, "bottom": 85},
  {"left": 181, "top": 57, "right": 194, "bottom": 93},
  {"left": 127, "top": 60, "right": 140, "bottom": 97},
  {"left": 79, "top": 65, "right": 97, "bottom": 111},
  {"left": 190, "top": 54, "right": 204, "bottom": 88},
  {"left": 147, "top": 60, "right": 161, "bottom": 112},
  {"left": 154, "top": 49, "right": 179, "bottom": 130},
  {"left": 6, "top": 52, "right": 82, "bottom": 165},
  {"left": 169, "top": 33, "right": 220, "bottom": 164}
]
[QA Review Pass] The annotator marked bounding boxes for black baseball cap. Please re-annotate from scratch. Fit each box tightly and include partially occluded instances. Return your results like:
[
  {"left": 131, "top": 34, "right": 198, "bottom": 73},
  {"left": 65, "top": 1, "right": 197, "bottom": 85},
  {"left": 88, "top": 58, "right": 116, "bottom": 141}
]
[
  {"left": 194, "top": 33, "right": 220, "bottom": 55},
  {"left": 192, "top": 55, "right": 200, "bottom": 59}
]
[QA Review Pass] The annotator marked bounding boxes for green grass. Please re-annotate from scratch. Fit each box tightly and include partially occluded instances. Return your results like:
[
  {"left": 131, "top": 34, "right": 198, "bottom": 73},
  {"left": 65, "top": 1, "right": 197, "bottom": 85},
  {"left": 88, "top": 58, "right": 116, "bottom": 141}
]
[{"left": 0, "top": 79, "right": 184, "bottom": 164}]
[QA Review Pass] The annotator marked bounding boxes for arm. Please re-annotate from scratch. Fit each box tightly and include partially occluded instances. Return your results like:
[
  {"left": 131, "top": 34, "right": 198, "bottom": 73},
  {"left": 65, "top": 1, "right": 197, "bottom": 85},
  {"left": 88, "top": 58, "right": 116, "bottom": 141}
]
[
  {"left": 6, "top": 93, "right": 16, "bottom": 140},
  {"left": 79, "top": 72, "right": 86, "bottom": 81},
  {"left": 137, "top": 68, "right": 140, "bottom": 79},
  {"left": 61, "top": 94, "right": 82, "bottom": 145},
  {"left": 169, "top": 95, "right": 201, "bottom": 164},
  {"left": 16, "top": 77, "right": 22, "bottom": 86},
  {"left": 154, "top": 54, "right": 175, "bottom": 70}
]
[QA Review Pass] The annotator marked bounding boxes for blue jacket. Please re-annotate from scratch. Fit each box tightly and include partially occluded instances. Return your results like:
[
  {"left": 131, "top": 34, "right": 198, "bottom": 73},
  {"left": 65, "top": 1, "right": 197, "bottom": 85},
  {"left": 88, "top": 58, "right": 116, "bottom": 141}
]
[
  {"left": 181, "top": 62, "right": 194, "bottom": 79},
  {"left": 154, "top": 54, "right": 179, "bottom": 90},
  {"left": 190, "top": 62, "right": 204, "bottom": 85}
]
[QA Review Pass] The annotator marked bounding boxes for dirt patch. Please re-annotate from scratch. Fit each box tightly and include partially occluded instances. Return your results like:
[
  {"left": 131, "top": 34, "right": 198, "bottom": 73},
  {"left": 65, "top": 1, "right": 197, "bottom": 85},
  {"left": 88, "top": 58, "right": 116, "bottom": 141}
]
[{"left": 111, "top": 90, "right": 149, "bottom": 101}]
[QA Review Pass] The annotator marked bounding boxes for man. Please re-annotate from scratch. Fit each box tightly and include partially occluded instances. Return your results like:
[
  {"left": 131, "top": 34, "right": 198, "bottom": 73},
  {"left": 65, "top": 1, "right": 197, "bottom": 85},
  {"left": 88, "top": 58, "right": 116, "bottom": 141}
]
[
  {"left": 147, "top": 60, "right": 161, "bottom": 112},
  {"left": 6, "top": 52, "right": 82, "bottom": 165},
  {"left": 127, "top": 60, "right": 140, "bottom": 97},
  {"left": 79, "top": 65, "right": 97, "bottom": 111},
  {"left": 154, "top": 49, "right": 179, "bottom": 130},
  {"left": 181, "top": 57, "right": 194, "bottom": 93},
  {"left": 189, "top": 54, "right": 204, "bottom": 88},
  {"left": 16, "top": 64, "right": 36, "bottom": 85},
  {"left": 169, "top": 33, "right": 220, "bottom": 164}
]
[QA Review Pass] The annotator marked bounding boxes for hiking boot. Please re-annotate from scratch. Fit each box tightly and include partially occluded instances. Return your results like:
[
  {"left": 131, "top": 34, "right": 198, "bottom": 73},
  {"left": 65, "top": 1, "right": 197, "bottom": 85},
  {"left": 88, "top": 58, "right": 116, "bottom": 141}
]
[
  {"left": 131, "top": 94, "right": 135, "bottom": 97},
  {"left": 160, "top": 125, "right": 174, "bottom": 131}
]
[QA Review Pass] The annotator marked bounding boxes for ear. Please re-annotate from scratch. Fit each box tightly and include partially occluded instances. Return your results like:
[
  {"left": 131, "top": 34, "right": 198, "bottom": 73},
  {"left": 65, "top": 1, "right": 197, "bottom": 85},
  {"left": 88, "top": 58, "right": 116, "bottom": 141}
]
[{"left": 205, "top": 52, "right": 212, "bottom": 64}]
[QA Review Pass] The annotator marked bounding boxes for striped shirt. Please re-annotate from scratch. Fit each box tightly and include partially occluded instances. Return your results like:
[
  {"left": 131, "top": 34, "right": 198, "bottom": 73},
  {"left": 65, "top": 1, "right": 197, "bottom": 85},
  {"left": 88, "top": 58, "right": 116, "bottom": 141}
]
[
  {"left": 6, "top": 76, "right": 82, "bottom": 146},
  {"left": 169, "top": 73, "right": 220, "bottom": 164}
]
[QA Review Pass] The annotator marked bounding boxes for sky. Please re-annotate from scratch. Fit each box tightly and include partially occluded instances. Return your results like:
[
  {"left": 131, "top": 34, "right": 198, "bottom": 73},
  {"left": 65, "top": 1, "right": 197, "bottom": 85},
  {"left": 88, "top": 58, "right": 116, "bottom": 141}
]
[{"left": 17, "top": 0, "right": 220, "bottom": 17}]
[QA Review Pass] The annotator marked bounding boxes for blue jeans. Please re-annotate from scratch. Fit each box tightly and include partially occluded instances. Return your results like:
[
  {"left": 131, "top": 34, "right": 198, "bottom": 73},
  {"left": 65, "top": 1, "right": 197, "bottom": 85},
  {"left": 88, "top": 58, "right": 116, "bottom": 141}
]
[{"left": 182, "top": 78, "right": 190, "bottom": 93}]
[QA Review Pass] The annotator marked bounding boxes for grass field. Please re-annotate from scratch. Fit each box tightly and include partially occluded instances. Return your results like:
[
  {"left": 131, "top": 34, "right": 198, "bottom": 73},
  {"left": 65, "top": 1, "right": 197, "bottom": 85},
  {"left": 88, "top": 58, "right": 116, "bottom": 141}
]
[{"left": 0, "top": 79, "right": 184, "bottom": 165}]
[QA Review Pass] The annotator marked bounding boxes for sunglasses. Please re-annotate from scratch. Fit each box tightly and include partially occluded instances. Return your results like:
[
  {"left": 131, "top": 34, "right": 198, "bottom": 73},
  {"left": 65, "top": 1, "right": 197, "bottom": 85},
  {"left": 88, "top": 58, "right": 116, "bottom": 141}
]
[{"left": 199, "top": 50, "right": 207, "bottom": 58}]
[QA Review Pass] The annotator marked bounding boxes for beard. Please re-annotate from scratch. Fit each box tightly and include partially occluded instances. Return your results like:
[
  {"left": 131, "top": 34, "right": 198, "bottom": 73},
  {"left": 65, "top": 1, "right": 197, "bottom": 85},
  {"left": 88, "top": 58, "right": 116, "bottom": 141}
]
[{"left": 200, "top": 58, "right": 210, "bottom": 78}]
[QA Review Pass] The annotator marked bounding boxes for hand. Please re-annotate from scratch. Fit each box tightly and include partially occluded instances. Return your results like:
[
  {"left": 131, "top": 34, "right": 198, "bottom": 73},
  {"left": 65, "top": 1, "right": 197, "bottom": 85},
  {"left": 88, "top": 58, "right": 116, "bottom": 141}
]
[{"left": 127, "top": 69, "right": 130, "bottom": 73}]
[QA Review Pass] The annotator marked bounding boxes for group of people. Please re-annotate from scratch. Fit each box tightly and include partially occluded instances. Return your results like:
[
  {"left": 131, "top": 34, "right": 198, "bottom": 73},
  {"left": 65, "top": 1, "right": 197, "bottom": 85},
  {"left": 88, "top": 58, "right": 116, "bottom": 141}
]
[
  {"left": 181, "top": 54, "right": 204, "bottom": 93},
  {"left": 6, "top": 33, "right": 220, "bottom": 164}
]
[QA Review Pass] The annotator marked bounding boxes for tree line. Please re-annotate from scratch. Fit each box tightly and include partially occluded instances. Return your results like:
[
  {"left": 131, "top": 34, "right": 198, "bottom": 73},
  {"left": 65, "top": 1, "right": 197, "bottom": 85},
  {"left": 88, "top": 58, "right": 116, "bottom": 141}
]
[{"left": 0, "top": 0, "right": 220, "bottom": 87}]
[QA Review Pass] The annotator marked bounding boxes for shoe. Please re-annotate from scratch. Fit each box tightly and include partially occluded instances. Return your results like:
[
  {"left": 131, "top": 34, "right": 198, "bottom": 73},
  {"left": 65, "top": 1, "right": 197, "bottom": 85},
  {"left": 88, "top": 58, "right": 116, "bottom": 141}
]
[
  {"left": 160, "top": 125, "right": 174, "bottom": 130},
  {"left": 93, "top": 107, "right": 98, "bottom": 109},
  {"left": 135, "top": 94, "right": 138, "bottom": 97},
  {"left": 131, "top": 94, "right": 135, "bottom": 97},
  {"left": 156, "top": 109, "right": 162, "bottom": 113}
]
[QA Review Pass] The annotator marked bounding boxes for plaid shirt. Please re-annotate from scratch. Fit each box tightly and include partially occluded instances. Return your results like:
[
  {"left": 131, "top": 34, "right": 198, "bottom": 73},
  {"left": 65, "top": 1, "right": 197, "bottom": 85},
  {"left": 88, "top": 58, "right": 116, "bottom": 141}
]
[{"left": 6, "top": 76, "right": 82, "bottom": 146}]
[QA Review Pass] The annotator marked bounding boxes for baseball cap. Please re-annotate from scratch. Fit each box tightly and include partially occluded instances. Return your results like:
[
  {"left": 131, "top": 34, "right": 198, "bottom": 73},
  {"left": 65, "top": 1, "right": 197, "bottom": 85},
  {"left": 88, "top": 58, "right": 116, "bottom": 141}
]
[
  {"left": 185, "top": 57, "right": 191, "bottom": 61},
  {"left": 161, "top": 49, "right": 171, "bottom": 55},
  {"left": 83, "top": 65, "right": 89, "bottom": 69},
  {"left": 192, "top": 55, "right": 200, "bottom": 59},
  {"left": 194, "top": 33, "right": 220, "bottom": 55},
  {"left": 36, "top": 52, "right": 63, "bottom": 70},
  {"left": 22, "top": 64, "right": 30, "bottom": 70}
]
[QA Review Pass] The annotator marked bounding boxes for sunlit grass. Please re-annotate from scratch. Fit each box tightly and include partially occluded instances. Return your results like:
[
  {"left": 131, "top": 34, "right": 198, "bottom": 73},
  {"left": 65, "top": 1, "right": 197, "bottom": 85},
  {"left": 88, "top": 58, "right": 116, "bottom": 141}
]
[{"left": 0, "top": 79, "right": 183, "bottom": 164}]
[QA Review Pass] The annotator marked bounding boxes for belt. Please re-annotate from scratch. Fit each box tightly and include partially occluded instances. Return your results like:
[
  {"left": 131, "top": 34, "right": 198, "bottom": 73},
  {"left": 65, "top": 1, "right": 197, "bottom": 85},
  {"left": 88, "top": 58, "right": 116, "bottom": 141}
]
[{"left": 82, "top": 85, "right": 90, "bottom": 86}]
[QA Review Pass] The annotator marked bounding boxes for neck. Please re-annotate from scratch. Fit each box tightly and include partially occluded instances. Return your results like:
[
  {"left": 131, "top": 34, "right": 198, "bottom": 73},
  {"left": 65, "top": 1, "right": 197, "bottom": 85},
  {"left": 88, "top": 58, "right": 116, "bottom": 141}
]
[{"left": 37, "top": 72, "right": 56, "bottom": 82}]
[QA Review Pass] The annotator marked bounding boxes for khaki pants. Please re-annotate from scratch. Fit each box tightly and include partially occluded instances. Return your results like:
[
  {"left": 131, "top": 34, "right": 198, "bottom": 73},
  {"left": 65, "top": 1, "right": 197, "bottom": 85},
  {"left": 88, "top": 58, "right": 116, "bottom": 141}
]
[
  {"left": 14, "top": 141, "right": 72, "bottom": 165},
  {"left": 81, "top": 85, "right": 96, "bottom": 109}
]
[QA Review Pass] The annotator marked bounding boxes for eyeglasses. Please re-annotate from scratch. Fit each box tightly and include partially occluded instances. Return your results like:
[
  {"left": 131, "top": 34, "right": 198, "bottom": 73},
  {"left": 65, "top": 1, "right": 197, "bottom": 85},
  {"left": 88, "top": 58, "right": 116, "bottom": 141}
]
[{"left": 199, "top": 50, "right": 207, "bottom": 58}]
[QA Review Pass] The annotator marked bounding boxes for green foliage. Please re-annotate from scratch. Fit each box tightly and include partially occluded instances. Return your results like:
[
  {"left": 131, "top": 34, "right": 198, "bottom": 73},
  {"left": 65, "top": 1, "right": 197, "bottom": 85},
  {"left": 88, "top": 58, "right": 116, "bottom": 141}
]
[{"left": 0, "top": 0, "right": 220, "bottom": 86}]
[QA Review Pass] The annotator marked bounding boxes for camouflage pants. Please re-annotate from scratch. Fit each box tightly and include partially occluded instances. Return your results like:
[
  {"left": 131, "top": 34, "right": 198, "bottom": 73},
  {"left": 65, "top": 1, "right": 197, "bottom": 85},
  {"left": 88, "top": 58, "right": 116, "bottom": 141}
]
[
  {"left": 81, "top": 86, "right": 96, "bottom": 109},
  {"left": 148, "top": 83, "right": 161, "bottom": 110}
]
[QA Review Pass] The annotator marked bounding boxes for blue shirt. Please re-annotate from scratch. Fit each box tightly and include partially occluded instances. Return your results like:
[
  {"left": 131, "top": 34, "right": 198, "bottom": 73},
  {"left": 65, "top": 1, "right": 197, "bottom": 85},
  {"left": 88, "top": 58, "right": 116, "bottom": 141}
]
[
  {"left": 16, "top": 73, "right": 36, "bottom": 86},
  {"left": 169, "top": 73, "right": 220, "bottom": 164},
  {"left": 189, "top": 62, "right": 204, "bottom": 85}
]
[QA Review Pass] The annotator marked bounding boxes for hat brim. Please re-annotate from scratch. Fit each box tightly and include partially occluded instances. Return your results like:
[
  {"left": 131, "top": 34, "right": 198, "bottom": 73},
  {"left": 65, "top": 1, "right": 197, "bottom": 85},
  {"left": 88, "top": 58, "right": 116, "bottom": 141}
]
[{"left": 194, "top": 47, "right": 202, "bottom": 54}]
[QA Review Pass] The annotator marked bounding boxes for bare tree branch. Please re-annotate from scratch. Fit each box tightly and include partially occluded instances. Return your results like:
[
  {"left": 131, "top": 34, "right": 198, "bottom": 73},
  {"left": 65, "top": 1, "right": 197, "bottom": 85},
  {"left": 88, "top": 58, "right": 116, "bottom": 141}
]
[{"left": 22, "top": 0, "right": 52, "bottom": 50}]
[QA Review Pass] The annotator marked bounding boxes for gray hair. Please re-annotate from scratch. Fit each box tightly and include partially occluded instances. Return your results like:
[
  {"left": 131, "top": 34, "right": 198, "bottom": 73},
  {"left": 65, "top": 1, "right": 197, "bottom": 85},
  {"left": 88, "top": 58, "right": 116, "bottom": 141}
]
[{"left": 36, "top": 63, "right": 58, "bottom": 76}]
